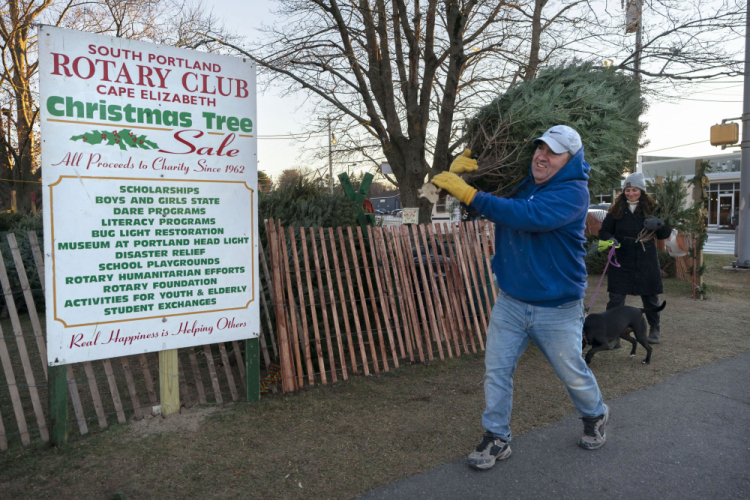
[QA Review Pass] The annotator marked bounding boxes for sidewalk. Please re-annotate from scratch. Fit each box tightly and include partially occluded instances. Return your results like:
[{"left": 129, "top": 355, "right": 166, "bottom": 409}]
[{"left": 358, "top": 351, "right": 750, "bottom": 500}]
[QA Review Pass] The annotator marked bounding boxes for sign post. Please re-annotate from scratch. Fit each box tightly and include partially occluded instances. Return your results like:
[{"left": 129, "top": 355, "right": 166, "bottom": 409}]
[{"left": 39, "top": 27, "right": 261, "bottom": 423}]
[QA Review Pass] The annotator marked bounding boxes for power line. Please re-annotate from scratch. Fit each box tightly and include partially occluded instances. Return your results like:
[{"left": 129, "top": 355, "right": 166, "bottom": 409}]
[{"left": 640, "top": 140, "right": 709, "bottom": 154}]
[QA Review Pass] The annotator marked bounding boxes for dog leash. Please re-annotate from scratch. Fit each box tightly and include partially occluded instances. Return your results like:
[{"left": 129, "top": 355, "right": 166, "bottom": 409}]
[{"left": 585, "top": 244, "right": 620, "bottom": 316}]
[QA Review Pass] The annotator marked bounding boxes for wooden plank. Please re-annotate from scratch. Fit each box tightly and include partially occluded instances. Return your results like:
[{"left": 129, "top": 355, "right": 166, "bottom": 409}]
[
  {"left": 185, "top": 349, "right": 207, "bottom": 405},
  {"left": 102, "top": 359, "right": 127, "bottom": 423},
  {"left": 434, "top": 223, "right": 466, "bottom": 354},
  {"left": 177, "top": 357, "right": 192, "bottom": 408},
  {"left": 427, "top": 224, "right": 461, "bottom": 357},
  {"left": 0, "top": 325, "right": 30, "bottom": 445},
  {"left": 281, "top": 227, "right": 304, "bottom": 388},
  {"left": 439, "top": 223, "right": 474, "bottom": 354},
  {"left": 385, "top": 226, "right": 418, "bottom": 362},
  {"left": 7, "top": 234, "right": 48, "bottom": 379},
  {"left": 245, "top": 338, "right": 260, "bottom": 402},
  {"left": 391, "top": 225, "right": 424, "bottom": 361},
  {"left": 48, "top": 364, "right": 68, "bottom": 447},
  {"left": 400, "top": 225, "right": 432, "bottom": 361},
  {"left": 83, "top": 361, "right": 108, "bottom": 428},
  {"left": 231, "top": 341, "right": 246, "bottom": 392},
  {"left": 309, "top": 228, "right": 338, "bottom": 381},
  {"left": 158, "top": 350, "right": 180, "bottom": 415},
  {"left": 66, "top": 364, "right": 88, "bottom": 434},
  {"left": 217, "top": 342, "right": 239, "bottom": 401},
  {"left": 338, "top": 226, "right": 370, "bottom": 376},
  {"left": 320, "top": 227, "right": 348, "bottom": 380},
  {"left": 470, "top": 220, "right": 494, "bottom": 324},
  {"left": 411, "top": 224, "right": 444, "bottom": 360},
  {"left": 328, "top": 227, "right": 359, "bottom": 373},
  {"left": 0, "top": 250, "right": 48, "bottom": 441},
  {"left": 366, "top": 226, "right": 398, "bottom": 368},
  {"left": 460, "top": 222, "right": 489, "bottom": 335},
  {"left": 481, "top": 219, "right": 499, "bottom": 303},
  {"left": 120, "top": 357, "right": 144, "bottom": 420},
  {"left": 289, "top": 227, "right": 316, "bottom": 385},
  {"left": 266, "top": 219, "right": 295, "bottom": 392},
  {"left": 375, "top": 227, "right": 408, "bottom": 360},
  {"left": 138, "top": 353, "right": 159, "bottom": 406},
  {"left": 28, "top": 231, "right": 46, "bottom": 286},
  {"left": 348, "top": 226, "right": 380, "bottom": 374},
  {"left": 0, "top": 404, "right": 7, "bottom": 450},
  {"left": 419, "top": 224, "right": 452, "bottom": 358},
  {"left": 357, "top": 226, "right": 389, "bottom": 371},
  {"left": 258, "top": 245, "right": 279, "bottom": 358},
  {"left": 203, "top": 344, "right": 223, "bottom": 403},
  {"left": 299, "top": 227, "right": 328, "bottom": 384},
  {"left": 450, "top": 223, "right": 483, "bottom": 351}
]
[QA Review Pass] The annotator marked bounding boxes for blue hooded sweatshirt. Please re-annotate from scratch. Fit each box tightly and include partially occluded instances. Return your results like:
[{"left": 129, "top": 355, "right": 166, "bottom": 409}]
[{"left": 469, "top": 147, "right": 590, "bottom": 307}]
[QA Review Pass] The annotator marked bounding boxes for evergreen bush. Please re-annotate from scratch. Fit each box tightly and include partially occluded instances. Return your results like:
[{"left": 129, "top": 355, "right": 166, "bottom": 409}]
[{"left": 465, "top": 62, "right": 646, "bottom": 197}]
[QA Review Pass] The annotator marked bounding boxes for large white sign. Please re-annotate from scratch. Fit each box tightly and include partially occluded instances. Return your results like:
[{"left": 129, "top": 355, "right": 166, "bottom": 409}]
[{"left": 39, "top": 26, "right": 258, "bottom": 365}]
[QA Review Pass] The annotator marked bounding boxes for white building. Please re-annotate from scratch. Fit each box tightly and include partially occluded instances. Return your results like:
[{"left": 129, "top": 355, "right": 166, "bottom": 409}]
[{"left": 638, "top": 152, "right": 741, "bottom": 231}]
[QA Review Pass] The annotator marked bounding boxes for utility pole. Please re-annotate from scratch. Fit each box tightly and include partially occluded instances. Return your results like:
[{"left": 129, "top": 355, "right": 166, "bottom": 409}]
[
  {"left": 626, "top": 0, "right": 643, "bottom": 173},
  {"left": 735, "top": 0, "right": 750, "bottom": 268}
]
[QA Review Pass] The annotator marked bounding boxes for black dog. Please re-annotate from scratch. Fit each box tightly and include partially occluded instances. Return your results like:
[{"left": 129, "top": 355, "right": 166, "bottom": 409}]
[{"left": 582, "top": 301, "right": 666, "bottom": 365}]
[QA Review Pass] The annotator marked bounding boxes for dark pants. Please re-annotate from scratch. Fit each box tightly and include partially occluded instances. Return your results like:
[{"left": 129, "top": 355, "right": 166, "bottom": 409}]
[{"left": 606, "top": 293, "right": 661, "bottom": 327}]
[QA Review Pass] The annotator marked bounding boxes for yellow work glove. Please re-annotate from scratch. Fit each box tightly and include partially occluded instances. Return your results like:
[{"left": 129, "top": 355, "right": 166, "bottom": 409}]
[
  {"left": 449, "top": 149, "right": 478, "bottom": 173},
  {"left": 431, "top": 172, "right": 478, "bottom": 206}
]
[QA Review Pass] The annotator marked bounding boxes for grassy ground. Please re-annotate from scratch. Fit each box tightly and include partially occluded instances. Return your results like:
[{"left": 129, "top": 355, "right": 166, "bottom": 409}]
[{"left": 1, "top": 255, "right": 748, "bottom": 500}]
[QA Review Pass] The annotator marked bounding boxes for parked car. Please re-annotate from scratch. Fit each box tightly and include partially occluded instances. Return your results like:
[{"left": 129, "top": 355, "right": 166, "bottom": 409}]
[
  {"left": 374, "top": 209, "right": 389, "bottom": 215},
  {"left": 391, "top": 209, "right": 403, "bottom": 217}
]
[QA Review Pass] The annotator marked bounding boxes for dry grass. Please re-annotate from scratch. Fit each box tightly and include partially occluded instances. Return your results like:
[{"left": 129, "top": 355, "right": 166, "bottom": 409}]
[{"left": 1, "top": 255, "right": 749, "bottom": 499}]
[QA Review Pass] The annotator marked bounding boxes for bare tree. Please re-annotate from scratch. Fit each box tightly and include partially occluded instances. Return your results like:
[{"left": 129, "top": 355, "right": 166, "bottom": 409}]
[
  {"left": 0, "top": 0, "right": 232, "bottom": 212},
  {"left": 201, "top": 0, "right": 531, "bottom": 223}
]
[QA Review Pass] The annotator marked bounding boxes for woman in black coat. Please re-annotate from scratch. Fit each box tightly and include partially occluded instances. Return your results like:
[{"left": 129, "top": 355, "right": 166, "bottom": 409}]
[{"left": 598, "top": 172, "right": 671, "bottom": 344}]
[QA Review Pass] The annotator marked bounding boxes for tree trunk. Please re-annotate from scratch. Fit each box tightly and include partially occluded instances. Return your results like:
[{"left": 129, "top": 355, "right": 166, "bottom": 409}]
[{"left": 524, "top": 0, "right": 548, "bottom": 81}]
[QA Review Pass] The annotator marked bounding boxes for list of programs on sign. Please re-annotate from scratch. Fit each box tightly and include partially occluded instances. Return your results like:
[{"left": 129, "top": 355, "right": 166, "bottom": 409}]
[{"left": 40, "top": 26, "right": 259, "bottom": 365}]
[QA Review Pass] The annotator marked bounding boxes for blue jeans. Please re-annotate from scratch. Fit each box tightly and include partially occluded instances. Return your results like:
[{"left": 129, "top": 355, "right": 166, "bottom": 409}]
[{"left": 482, "top": 290, "right": 606, "bottom": 442}]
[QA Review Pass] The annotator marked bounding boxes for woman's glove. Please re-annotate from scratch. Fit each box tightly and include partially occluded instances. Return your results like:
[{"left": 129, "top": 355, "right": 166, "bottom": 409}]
[
  {"left": 598, "top": 238, "right": 620, "bottom": 252},
  {"left": 449, "top": 149, "right": 478, "bottom": 173},
  {"left": 644, "top": 216, "right": 664, "bottom": 231},
  {"left": 431, "top": 172, "right": 478, "bottom": 205}
]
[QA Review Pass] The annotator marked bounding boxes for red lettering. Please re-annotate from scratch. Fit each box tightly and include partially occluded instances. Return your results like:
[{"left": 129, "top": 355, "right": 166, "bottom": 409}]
[
  {"left": 159, "top": 130, "right": 202, "bottom": 154},
  {"left": 236, "top": 79, "right": 248, "bottom": 98},
  {"left": 138, "top": 65, "right": 155, "bottom": 87},
  {"left": 216, "top": 134, "right": 239, "bottom": 157},
  {"left": 52, "top": 53, "right": 72, "bottom": 76},
  {"left": 182, "top": 72, "right": 198, "bottom": 92},
  {"left": 70, "top": 333, "right": 83, "bottom": 348}
]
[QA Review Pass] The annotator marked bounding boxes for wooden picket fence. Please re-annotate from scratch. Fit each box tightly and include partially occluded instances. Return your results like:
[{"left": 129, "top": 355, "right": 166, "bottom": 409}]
[
  {"left": 0, "top": 231, "right": 276, "bottom": 451},
  {"left": 0, "top": 220, "right": 496, "bottom": 450},
  {"left": 264, "top": 219, "right": 497, "bottom": 393}
]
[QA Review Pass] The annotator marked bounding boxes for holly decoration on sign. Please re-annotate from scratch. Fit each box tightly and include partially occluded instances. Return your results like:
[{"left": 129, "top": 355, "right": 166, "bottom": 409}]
[{"left": 71, "top": 129, "right": 159, "bottom": 151}]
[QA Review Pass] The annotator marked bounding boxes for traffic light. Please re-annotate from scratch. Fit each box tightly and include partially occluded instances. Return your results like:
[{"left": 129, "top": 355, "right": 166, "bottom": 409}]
[{"left": 710, "top": 122, "right": 739, "bottom": 146}]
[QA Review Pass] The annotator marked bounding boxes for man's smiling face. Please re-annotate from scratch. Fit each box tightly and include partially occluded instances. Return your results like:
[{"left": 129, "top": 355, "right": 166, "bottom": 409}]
[{"left": 531, "top": 142, "right": 571, "bottom": 185}]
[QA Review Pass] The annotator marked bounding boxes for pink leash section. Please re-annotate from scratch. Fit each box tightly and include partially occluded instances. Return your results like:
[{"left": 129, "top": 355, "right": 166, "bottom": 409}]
[{"left": 585, "top": 244, "right": 620, "bottom": 316}]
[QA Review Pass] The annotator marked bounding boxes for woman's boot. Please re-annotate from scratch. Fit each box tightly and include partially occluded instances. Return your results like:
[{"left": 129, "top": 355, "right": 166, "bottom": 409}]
[{"left": 647, "top": 324, "right": 660, "bottom": 344}]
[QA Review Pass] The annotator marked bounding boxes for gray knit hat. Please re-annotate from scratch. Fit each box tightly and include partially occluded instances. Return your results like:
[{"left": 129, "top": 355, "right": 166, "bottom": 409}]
[{"left": 623, "top": 172, "right": 647, "bottom": 192}]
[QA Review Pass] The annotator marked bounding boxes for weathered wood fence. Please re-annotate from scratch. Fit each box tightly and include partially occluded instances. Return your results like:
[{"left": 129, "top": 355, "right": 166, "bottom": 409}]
[
  {"left": 0, "top": 232, "right": 268, "bottom": 451},
  {"left": 0, "top": 220, "right": 496, "bottom": 450},
  {"left": 264, "top": 219, "right": 497, "bottom": 393}
]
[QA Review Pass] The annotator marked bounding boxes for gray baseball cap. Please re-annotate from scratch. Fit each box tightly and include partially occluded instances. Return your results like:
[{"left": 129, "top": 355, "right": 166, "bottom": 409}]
[{"left": 534, "top": 125, "right": 582, "bottom": 156}]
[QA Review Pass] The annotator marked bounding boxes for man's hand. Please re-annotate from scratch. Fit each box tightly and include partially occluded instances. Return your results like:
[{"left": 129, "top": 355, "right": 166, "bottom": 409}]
[
  {"left": 449, "top": 149, "right": 478, "bottom": 173},
  {"left": 431, "top": 172, "right": 478, "bottom": 205}
]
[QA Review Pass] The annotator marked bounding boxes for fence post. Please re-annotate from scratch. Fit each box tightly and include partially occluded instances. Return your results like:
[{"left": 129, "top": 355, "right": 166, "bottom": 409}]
[
  {"left": 49, "top": 364, "right": 68, "bottom": 446},
  {"left": 245, "top": 338, "right": 260, "bottom": 402},
  {"left": 159, "top": 349, "right": 180, "bottom": 415}
]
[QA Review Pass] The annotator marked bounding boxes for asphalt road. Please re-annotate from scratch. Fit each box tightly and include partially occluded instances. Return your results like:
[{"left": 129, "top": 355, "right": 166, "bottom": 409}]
[
  {"left": 357, "top": 351, "right": 750, "bottom": 500},
  {"left": 704, "top": 232, "right": 736, "bottom": 255}
]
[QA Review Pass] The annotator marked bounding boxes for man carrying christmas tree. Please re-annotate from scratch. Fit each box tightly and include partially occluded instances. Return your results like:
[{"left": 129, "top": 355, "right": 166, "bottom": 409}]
[{"left": 431, "top": 125, "right": 609, "bottom": 470}]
